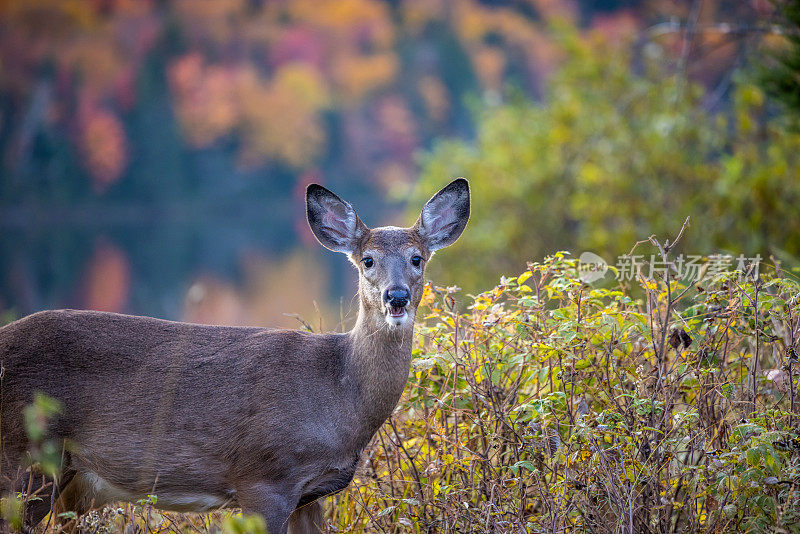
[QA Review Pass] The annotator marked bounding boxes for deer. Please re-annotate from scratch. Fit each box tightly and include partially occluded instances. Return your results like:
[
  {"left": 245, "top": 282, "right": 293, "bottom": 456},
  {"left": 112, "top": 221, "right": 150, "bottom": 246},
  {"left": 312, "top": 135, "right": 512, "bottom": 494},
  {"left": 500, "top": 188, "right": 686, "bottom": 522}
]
[{"left": 0, "top": 178, "right": 470, "bottom": 534}]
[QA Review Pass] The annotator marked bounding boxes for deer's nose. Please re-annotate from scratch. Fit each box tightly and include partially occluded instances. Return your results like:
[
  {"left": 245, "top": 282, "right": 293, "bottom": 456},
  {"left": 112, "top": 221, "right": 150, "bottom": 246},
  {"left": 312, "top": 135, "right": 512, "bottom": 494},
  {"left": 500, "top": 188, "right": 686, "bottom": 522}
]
[{"left": 384, "top": 287, "right": 410, "bottom": 308}]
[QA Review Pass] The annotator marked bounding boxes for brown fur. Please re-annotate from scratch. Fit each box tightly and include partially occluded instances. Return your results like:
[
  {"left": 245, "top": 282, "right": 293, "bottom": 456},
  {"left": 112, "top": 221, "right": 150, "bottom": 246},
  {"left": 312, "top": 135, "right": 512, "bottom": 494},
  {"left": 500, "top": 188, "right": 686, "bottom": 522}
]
[{"left": 0, "top": 179, "right": 469, "bottom": 534}]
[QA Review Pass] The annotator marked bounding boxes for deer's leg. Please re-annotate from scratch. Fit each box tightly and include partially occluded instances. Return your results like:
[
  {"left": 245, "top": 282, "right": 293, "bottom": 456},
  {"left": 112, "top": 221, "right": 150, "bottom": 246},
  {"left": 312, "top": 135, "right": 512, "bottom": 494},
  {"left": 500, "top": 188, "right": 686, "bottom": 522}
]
[
  {"left": 236, "top": 482, "right": 299, "bottom": 534},
  {"left": 22, "top": 474, "right": 54, "bottom": 528},
  {"left": 21, "top": 468, "right": 77, "bottom": 530},
  {"left": 288, "top": 500, "right": 324, "bottom": 534},
  {"left": 51, "top": 471, "right": 94, "bottom": 533},
  {"left": 19, "top": 473, "right": 57, "bottom": 530}
]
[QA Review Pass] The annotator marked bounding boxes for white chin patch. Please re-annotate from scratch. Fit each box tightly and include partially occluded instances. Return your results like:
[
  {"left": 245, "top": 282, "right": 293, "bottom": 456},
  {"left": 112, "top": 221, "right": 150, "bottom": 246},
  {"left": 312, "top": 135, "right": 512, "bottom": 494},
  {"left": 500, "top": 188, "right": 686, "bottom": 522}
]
[{"left": 385, "top": 308, "right": 410, "bottom": 327}]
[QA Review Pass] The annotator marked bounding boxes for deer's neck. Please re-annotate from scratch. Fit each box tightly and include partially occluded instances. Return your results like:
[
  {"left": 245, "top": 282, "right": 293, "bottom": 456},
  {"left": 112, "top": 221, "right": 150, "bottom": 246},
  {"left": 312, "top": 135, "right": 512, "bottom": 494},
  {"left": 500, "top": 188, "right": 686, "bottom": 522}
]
[{"left": 348, "top": 302, "right": 414, "bottom": 438}]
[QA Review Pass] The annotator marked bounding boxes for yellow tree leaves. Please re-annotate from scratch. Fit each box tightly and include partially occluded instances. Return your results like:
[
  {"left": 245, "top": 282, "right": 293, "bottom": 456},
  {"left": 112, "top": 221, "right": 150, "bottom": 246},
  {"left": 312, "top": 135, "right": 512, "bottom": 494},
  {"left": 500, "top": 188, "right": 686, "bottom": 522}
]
[
  {"left": 287, "top": 0, "right": 394, "bottom": 47},
  {"left": 0, "top": 0, "right": 99, "bottom": 35},
  {"left": 332, "top": 52, "right": 398, "bottom": 105},
  {"left": 1, "top": 0, "right": 159, "bottom": 190},
  {"left": 288, "top": 0, "right": 398, "bottom": 104},
  {"left": 79, "top": 105, "right": 129, "bottom": 191},
  {"left": 168, "top": 53, "right": 239, "bottom": 147},
  {"left": 2, "top": 0, "right": 776, "bottom": 196},
  {"left": 172, "top": 0, "right": 250, "bottom": 45},
  {"left": 451, "top": 0, "right": 563, "bottom": 94},
  {"left": 237, "top": 63, "right": 329, "bottom": 168},
  {"left": 168, "top": 55, "right": 329, "bottom": 168}
]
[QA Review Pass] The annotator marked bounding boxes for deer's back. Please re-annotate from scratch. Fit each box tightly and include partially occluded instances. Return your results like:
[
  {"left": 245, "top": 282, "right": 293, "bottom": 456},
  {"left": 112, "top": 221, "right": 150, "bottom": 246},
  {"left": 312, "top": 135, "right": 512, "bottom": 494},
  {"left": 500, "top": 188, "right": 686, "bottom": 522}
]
[{"left": 0, "top": 309, "right": 358, "bottom": 496}]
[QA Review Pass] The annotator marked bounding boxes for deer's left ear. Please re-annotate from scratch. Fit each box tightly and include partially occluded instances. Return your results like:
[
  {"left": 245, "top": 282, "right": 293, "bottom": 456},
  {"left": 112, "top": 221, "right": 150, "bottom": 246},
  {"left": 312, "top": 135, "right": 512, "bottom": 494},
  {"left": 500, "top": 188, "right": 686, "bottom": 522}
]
[{"left": 415, "top": 178, "right": 470, "bottom": 251}]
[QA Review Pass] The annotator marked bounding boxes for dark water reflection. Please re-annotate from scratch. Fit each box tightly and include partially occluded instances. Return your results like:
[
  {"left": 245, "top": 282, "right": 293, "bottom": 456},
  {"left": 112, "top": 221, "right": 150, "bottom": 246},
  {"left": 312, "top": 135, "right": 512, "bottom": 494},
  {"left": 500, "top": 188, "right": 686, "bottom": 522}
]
[{"left": 0, "top": 194, "right": 383, "bottom": 329}]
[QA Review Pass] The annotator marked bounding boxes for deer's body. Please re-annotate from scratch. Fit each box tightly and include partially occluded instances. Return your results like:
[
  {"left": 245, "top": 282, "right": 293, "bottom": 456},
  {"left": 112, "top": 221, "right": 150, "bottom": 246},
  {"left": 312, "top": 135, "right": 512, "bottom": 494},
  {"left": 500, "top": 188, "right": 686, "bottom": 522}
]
[
  {"left": 1, "top": 311, "right": 406, "bottom": 507},
  {"left": 0, "top": 180, "right": 469, "bottom": 534}
]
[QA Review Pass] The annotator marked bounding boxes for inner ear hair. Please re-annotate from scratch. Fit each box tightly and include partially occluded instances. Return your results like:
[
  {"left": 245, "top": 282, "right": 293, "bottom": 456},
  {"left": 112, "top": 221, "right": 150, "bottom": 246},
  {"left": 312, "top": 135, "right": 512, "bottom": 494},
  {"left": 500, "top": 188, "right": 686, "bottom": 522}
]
[
  {"left": 306, "top": 184, "right": 368, "bottom": 254},
  {"left": 417, "top": 178, "right": 470, "bottom": 251}
]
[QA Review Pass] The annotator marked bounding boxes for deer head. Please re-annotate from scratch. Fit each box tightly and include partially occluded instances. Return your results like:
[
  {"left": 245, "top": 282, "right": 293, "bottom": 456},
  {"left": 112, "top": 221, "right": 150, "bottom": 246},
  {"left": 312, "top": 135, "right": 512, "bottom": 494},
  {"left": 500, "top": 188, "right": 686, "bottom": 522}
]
[{"left": 306, "top": 178, "right": 470, "bottom": 329}]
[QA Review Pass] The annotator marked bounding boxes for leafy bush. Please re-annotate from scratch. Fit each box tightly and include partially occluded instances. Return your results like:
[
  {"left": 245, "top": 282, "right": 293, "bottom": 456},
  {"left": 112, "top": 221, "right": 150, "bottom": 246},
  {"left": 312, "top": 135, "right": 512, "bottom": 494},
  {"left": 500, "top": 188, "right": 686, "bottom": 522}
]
[
  {"left": 415, "top": 29, "right": 800, "bottom": 294},
  {"left": 331, "top": 236, "right": 800, "bottom": 533}
]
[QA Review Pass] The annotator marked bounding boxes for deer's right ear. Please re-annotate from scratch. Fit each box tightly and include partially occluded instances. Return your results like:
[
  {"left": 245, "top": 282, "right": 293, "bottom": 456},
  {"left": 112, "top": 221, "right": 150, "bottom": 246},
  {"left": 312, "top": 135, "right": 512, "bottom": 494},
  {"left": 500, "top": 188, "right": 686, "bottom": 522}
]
[{"left": 307, "top": 184, "right": 367, "bottom": 254}]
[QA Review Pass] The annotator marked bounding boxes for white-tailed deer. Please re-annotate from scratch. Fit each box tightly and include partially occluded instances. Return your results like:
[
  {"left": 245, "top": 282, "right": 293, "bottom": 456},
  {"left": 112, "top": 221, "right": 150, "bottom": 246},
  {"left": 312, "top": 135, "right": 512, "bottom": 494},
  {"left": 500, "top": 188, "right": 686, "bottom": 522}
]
[{"left": 0, "top": 179, "right": 470, "bottom": 534}]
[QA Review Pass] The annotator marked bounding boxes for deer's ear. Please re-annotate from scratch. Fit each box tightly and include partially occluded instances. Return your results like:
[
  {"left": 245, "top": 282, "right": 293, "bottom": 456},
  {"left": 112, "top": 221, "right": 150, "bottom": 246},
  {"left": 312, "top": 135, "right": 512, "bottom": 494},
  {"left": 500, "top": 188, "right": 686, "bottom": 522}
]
[
  {"left": 415, "top": 178, "right": 470, "bottom": 251},
  {"left": 307, "top": 184, "right": 367, "bottom": 254}
]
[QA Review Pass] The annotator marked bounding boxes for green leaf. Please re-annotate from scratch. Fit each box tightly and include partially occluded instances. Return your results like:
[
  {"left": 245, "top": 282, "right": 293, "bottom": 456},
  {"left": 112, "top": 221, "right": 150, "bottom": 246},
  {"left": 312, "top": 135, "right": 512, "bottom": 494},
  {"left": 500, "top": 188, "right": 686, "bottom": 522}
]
[
  {"left": 377, "top": 506, "right": 396, "bottom": 517},
  {"left": 509, "top": 460, "right": 537, "bottom": 476},
  {"left": 746, "top": 447, "right": 761, "bottom": 467}
]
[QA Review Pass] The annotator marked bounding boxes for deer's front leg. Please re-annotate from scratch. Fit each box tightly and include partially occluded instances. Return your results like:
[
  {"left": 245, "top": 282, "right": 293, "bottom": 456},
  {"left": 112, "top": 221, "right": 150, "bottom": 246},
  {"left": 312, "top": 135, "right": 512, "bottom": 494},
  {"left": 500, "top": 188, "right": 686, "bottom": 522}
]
[
  {"left": 236, "top": 482, "right": 299, "bottom": 534},
  {"left": 288, "top": 500, "right": 324, "bottom": 534}
]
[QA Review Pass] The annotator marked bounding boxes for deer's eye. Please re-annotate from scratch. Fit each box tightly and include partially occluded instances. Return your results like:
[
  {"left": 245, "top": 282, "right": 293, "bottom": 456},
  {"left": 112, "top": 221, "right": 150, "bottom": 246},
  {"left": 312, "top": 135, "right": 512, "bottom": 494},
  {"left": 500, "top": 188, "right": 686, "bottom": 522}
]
[
  {"left": 411, "top": 255, "right": 422, "bottom": 267},
  {"left": 362, "top": 257, "right": 374, "bottom": 268}
]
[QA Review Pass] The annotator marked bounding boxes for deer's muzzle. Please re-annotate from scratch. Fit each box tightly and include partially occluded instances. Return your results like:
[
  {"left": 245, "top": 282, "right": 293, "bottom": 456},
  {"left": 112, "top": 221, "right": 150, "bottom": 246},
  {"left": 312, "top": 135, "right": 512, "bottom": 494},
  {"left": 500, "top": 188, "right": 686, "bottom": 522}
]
[{"left": 384, "top": 287, "right": 410, "bottom": 318}]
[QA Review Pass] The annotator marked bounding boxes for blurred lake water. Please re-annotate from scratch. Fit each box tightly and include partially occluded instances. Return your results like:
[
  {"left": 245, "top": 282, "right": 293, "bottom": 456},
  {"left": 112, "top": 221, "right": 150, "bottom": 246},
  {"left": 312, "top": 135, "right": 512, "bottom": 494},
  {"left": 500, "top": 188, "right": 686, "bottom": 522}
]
[{"left": 0, "top": 187, "right": 394, "bottom": 330}]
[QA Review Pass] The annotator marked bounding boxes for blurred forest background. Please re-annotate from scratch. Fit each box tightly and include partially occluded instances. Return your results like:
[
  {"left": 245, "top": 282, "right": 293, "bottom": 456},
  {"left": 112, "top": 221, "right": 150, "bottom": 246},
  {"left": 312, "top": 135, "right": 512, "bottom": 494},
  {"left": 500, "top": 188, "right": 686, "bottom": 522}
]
[{"left": 0, "top": 0, "right": 798, "bottom": 328}]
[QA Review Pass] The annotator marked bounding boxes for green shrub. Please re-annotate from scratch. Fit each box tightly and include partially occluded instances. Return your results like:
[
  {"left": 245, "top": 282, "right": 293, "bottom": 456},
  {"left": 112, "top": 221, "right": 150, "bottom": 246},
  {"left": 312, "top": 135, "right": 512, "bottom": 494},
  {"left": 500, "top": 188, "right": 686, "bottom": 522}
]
[
  {"left": 415, "top": 30, "right": 800, "bottom": 295},
  {"left": 331, "top": 237, "right": 800, "bottom": 533}
]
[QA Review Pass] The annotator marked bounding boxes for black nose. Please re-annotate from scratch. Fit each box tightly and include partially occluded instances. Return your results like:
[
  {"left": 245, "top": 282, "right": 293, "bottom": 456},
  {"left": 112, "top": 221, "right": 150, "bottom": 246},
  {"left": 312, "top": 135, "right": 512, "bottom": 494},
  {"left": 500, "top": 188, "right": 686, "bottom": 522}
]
[{"left": 384, "top": 287, "right": 410, "bottom": 308}]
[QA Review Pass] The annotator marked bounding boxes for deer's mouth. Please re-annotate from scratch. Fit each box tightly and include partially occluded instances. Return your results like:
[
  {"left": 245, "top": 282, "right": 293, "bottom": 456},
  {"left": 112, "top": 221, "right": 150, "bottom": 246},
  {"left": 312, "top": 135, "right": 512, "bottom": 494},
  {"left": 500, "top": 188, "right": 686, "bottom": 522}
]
[
  {"left": 385, "top": 304, "right": 411, "bottom": 327},
  {"left": 384, "top": 287, "right": 411, "bottom": 326}
]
